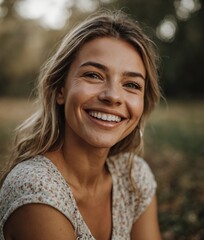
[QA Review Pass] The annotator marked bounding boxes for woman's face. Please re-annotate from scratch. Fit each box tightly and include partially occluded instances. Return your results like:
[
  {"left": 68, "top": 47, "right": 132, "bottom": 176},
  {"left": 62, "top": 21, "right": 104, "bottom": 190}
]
[{"left": 57, "top": 37, "right": 146, "bottom": 150}]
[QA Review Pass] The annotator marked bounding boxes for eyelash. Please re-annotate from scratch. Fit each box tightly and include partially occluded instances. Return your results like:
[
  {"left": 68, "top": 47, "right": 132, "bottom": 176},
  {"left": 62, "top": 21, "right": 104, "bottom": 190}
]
[
  {"left": 82, "top": 72, "right": 143, "bottom": 91},
  {"left": 83, "top": 72, "right": 103, "bottom": 80},
  {"left": 124, "top": 82, "right": 142, "bottom": 91}
]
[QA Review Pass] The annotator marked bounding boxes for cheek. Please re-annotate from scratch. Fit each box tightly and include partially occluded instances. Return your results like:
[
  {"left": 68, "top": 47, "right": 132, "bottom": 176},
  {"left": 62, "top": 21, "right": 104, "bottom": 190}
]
[
  {"left": 129, "top": 95, "right": 144, "bottom": 120},
  {"left": 64, "top": 84, "right": 96, "bottom": 115}
]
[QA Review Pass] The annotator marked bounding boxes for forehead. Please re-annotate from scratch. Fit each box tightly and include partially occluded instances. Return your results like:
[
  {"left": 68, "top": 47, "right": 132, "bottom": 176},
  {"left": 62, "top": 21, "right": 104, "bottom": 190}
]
[
  {"left": 73, "top": 37, "right": 146, "bottom": 74},
  {"left": 78, "top": 37, "right": 139, "bottom": 59}
]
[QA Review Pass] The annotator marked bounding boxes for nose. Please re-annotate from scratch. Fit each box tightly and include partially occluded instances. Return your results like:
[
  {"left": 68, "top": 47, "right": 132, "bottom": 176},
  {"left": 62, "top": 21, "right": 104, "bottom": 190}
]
[{"left": 98, "top": 82, "right": 122, "bottom": 106}]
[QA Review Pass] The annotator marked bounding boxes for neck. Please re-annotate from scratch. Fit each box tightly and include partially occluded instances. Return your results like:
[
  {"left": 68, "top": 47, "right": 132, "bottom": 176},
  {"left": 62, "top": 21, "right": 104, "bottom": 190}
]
[
  {"left": 50, "top": 131, "right": 110, "bottom": 192},
  {"left": 63, "top": 145, "right": 109, "bottom": 187}
]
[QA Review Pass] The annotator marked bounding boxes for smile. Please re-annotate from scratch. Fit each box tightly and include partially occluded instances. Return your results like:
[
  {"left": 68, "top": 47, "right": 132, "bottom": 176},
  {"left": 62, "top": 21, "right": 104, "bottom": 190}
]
[{"left": 88, "top": 111, "right": 122, "bottom": 122}]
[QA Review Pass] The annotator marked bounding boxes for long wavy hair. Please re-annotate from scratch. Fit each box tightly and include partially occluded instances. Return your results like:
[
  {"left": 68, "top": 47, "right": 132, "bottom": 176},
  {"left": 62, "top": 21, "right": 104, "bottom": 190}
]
[{"left": 1, "top": 9, "right": 161, "bottom": 186}]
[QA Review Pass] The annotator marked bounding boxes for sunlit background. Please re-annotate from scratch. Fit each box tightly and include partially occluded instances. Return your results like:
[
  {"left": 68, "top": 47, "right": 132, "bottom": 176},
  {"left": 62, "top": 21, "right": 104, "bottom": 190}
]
[
  {"left": 0, "top": 0, "right": 203, "bottom": 239},
  {"left": 0, "top": 0, "right": 203, "bottom": 97}
]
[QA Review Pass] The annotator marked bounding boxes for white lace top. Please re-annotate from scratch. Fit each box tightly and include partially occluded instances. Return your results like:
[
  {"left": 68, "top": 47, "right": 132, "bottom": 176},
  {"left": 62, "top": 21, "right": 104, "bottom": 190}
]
[{"left": 0, "top": 153, "right": 156, "bottom": 239}]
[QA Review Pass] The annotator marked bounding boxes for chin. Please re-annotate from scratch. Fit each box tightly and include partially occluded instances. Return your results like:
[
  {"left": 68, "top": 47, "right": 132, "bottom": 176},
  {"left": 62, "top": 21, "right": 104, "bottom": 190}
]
[{"left": 84, "top": 137, "right": 117, "bottom": 149}]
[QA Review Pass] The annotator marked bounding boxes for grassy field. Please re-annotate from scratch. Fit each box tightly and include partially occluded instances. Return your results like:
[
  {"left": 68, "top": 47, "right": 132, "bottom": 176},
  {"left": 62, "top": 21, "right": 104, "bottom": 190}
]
[
  {"left": 0, "top": 98, "right": 203, "bottom": 239},
  {"left": 144, "top": 101, "right": 204, "bottom": 240}
]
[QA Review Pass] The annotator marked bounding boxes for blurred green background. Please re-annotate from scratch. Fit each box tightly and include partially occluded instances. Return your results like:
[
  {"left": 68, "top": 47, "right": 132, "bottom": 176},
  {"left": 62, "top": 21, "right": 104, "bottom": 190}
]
[{"left": 0, "top": 0, "right": 203, "bottom": 239}]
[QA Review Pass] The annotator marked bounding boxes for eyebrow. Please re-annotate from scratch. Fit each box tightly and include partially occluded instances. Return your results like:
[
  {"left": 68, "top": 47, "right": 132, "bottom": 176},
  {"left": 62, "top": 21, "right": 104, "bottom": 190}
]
[
  {"left": 122, "top": 71, "right": 145, "bottom": 81},
  {"left": 80, "top": 61, "right": 108, "bottom": 72},
  {"left": 80, "top": 61, "right": 145, "bottom": 80}
]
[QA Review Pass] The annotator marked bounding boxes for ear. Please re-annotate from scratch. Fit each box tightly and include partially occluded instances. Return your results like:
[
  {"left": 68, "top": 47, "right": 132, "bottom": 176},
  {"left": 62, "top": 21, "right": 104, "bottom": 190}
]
[{"left": 56, "top": 87, "right": 65, "bottom": 105}]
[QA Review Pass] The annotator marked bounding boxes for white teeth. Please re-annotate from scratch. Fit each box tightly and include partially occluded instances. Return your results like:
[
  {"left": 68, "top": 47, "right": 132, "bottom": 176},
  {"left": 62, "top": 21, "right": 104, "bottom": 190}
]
[
  {"left": 107, "top": 115, "right": 112, "bottom": 121},
  {"left": 88, "top": 111, "right": 122, "bottom": 122}
]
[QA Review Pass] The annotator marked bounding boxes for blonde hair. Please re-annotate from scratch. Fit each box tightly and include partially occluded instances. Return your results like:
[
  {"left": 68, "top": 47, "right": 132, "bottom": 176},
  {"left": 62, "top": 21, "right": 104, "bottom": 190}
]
[{"left": 1, "top": 10, "right": 161, "bottom": 185}]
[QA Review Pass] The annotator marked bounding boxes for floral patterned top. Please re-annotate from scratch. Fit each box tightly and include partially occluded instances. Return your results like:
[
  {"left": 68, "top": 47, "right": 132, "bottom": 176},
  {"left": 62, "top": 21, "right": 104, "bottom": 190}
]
[{"left": 0, "top": 153, "right": 156, "bottom": 239}]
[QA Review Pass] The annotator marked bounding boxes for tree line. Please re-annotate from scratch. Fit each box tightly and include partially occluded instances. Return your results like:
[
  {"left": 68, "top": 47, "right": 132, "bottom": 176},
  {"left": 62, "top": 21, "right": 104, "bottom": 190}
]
[{"left": 0, "top": 0, "right": 203, "bottom": 99}]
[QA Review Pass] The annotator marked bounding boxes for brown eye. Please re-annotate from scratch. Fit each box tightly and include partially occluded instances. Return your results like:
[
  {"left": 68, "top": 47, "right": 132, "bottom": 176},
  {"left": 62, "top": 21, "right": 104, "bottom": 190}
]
[
  {"left": 124, "top": 82, "right": 142, "bottom": 90},
  {"left": 84, "top": 72, "right": 102, "bottom": 80}
]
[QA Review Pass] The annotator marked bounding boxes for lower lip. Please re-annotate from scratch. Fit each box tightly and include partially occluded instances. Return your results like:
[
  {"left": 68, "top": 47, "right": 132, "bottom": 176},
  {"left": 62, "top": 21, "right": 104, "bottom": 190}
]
[{"left": 86, "top": 112, "right": 123, "bottom": 129}]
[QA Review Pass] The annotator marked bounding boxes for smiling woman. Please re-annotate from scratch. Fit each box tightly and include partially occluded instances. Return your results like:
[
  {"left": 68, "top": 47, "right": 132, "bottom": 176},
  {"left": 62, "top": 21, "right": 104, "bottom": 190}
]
[
  {"left": 56, "top": 37, "right": 146, "bottom": 150},
  {"left": 0, "top": 10, "right": 161, "bottom": 240}
]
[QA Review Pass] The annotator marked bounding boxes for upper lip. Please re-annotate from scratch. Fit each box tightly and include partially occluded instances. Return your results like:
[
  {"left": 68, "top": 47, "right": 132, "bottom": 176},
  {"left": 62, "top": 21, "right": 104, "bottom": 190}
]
[{"left": 84, "top": 107, "right": 127, "bottom": 119}]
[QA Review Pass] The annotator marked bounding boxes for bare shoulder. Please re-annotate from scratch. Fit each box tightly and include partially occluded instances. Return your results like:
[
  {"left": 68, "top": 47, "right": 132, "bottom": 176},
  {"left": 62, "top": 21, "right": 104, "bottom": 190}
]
[
  {"left": 4, "top": 204, "right": 76, "bottom": 240},
  {"left": 131, "top": 195, "right": 161, "bottom": 240}
]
